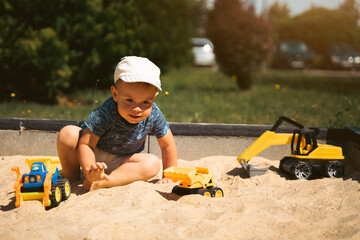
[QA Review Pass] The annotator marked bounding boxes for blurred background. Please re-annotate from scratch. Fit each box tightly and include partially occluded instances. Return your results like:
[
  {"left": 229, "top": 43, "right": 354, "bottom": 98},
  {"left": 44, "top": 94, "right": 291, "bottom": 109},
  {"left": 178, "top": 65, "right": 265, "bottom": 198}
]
[{"left": 0, "top": 0, "right": 359, "bottom": 127}]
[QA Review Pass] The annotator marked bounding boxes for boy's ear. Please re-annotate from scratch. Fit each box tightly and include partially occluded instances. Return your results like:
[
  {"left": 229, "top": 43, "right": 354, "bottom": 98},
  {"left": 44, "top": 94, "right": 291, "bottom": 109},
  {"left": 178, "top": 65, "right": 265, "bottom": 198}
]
[
  {"left": 155, "top": 91, "right": 159, "bottom": 97},
  {"left": 111, "top": 85, "right": 118, "bottom": 102}
]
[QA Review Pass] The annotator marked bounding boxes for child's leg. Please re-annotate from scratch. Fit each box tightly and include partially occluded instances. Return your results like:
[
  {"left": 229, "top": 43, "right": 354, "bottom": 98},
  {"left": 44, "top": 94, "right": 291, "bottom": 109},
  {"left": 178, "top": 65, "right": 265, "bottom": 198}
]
[
  {"left": 86, "top": 153, "right": 160, "bottom": 190},
  {"left": 57, "top": 125, "right": 82, "bottom": 182}
]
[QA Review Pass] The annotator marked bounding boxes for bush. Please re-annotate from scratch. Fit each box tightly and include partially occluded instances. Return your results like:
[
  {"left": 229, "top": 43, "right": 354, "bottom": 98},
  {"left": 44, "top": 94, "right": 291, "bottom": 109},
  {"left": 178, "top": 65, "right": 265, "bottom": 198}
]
[
  {"left": 0, "top": 27, "right": 71, "bottom": 102},
  {"left": 207, "top": 0, "right": 271, "bottom": 90},
  {"left": 0, "top": 0, "right": 194, "bottom": 102}
]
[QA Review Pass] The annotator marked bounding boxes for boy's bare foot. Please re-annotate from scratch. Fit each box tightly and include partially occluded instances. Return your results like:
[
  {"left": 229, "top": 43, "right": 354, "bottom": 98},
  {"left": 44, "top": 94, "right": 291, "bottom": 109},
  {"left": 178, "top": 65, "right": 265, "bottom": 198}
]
[
  {"left": 156, "top": 177, "right": 173, "bottom": 184},
  {"left": 83, "top": 179, "right": 101, "bottom": 191}
]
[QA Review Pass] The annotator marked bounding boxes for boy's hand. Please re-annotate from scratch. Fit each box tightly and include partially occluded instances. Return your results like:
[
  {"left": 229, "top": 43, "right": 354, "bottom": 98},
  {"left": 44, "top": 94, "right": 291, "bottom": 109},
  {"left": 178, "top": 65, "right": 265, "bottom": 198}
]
[
  {"left": 156, "top": 177, "right": 173, "bottom": 184},
  {"left": 85, "top": 162, "right": 109, "bottom": 182}
]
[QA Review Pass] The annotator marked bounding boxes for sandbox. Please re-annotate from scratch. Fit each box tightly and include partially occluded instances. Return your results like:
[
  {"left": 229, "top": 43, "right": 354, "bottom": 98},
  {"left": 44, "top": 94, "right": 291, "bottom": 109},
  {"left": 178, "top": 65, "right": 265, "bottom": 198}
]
[{"left": 0, "top": 118, "right": 359, "bottom": 239}]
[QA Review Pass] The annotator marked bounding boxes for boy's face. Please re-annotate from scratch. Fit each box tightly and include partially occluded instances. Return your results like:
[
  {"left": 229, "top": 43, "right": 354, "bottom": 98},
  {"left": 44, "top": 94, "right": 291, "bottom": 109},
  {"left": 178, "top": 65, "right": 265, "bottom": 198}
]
[{"left": 111, "top": 80, "right": 158, "bottom": 124}]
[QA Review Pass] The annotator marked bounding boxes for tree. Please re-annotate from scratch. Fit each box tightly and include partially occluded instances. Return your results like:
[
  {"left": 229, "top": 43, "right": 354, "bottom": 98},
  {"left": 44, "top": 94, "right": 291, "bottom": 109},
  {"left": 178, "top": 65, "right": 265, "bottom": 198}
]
[
  {"left": 189, "top": 0, "right": 208, "bottom": 36},
  {"left": 278, "top": 7, "right": 360, "bottom": 56},
  {"left": 134, "top": 0, "right": 194, "bottom": 72},
  {"left": 339, "top": 0, "right": 360, "bottom": 21},
  {"left": 267, "top": 1, "right": 291, "bottom": 41},
  {"left": 207, "top": 0, "right": 271, "bottom": 90}
]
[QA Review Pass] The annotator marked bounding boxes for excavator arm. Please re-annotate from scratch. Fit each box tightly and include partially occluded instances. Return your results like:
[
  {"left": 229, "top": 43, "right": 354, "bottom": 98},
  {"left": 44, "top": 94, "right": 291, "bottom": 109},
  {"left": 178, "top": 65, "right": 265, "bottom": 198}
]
[
  {"left": 237, "top": 116, "right": 303, "bottom": 177},
  {"left": 237, "top": 131, "right": 294, "bottom": 165}
]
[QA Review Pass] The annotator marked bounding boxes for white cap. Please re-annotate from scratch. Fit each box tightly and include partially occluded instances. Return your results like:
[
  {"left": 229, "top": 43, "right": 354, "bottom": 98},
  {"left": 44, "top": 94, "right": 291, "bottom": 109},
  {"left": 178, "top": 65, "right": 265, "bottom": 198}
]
[{"left": 114, "top": 56, "right": 162, "bottom": 91}]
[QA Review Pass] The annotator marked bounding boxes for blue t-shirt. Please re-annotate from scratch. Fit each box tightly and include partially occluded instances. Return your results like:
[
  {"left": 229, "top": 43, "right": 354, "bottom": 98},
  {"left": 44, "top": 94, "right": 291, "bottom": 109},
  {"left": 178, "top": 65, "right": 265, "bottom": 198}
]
[{"left": 82, "top": 97, "right": 169, "bottom": 156}]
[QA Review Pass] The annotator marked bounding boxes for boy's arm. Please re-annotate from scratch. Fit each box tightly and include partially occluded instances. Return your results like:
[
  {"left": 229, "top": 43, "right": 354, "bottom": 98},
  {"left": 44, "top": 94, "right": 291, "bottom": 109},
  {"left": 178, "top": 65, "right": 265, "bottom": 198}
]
[
  {"left": 78, "top": 127, "right": 107, "bottom": 181},
  {"left": 156, "top": 129, "right": 177, "bottom": 184}
]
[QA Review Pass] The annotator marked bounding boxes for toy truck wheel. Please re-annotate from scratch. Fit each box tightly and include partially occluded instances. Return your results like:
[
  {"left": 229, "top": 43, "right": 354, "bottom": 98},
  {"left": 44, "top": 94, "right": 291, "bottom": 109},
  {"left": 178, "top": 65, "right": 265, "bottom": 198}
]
[
  {"left": 46, "top": 185, "right": 62, "bottom": 210},
  {"left": 197, "top": 189, "right": 211, "bottom": 197},
  {"left": 172, "top": 186, "right": 186, "bottom": 195},
  {"left": 293, "top": 161, "right": 312, "bottom": 180},
  {"left": 210, "top": 187, "right": 224, "bottom": 198},
  {"left": 58, "top": 179, "right": 71, "bottom": 200},
  {"left": 326, "top": 161, "right": 344, "bottom": 178}
]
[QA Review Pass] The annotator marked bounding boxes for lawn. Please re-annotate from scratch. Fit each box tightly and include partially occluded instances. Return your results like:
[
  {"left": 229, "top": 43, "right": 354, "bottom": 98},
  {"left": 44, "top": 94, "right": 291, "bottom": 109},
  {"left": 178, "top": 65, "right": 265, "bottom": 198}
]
[{"left": 1, "top": 68, "right": 359, "bottom": 128}]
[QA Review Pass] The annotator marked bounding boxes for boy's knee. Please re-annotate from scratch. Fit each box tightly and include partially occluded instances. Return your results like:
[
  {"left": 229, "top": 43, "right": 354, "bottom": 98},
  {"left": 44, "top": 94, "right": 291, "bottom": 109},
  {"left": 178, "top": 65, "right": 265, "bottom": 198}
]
[
  {"left": 142, "top": 154, "right": 161, "bottom": 178},
  {"left": 58, "top": 125, "right": 81, "bottom": 148}
]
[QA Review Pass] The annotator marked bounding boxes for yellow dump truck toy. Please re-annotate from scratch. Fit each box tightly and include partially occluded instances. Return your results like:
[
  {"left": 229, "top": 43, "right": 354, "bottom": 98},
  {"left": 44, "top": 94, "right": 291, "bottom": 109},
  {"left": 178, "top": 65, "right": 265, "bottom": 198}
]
[
  {"left": 12, "top": 157, "right": 71, "bottom": 210},
  {"left": 164, "top": 166, "right": 223, "bottom": 197}
]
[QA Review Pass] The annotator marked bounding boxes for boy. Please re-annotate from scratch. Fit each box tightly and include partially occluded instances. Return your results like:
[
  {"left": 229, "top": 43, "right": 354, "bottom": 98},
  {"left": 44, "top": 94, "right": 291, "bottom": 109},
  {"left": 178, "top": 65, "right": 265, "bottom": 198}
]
[{"left": 57, "top": 56, "right": 177, "bottom": 191}]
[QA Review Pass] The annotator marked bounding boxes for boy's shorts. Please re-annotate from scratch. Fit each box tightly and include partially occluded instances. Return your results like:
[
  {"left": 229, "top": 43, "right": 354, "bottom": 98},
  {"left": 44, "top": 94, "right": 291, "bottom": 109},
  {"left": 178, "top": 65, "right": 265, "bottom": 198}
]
[
  {"left": 94, "top": 148, "right": 127, "bottom": 174},
  {"left": 80, "top": 148, "right": 127, "bottom": 179}
]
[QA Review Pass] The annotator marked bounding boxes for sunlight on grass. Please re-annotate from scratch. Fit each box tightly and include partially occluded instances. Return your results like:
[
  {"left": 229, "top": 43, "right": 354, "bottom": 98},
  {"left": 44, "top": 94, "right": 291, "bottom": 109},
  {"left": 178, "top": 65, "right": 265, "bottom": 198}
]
[
  {"left": 155, "top": 68, "right": 360, "bottom": 128},
  {"left": 0, "top": 68, "right": 359, "bottom": 128}
]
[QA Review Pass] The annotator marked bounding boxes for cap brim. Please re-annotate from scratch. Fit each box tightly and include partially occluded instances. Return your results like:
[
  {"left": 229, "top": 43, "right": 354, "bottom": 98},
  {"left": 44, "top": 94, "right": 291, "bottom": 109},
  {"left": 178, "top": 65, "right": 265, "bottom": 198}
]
[{"left": 118, "top": 74, "right": 162, "bottom": 91}]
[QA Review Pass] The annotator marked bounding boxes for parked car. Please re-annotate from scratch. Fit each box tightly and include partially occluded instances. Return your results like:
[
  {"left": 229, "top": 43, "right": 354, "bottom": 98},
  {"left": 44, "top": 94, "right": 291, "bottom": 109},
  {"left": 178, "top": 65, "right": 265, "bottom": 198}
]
[
  {"left": 327, "top": 44, "right": 360, "bottom": 70},
  {"left": 191, "top": 38, "right": 216, "bottom": 67},
  {"left": 271, "top": 40, "right": 313, "bottom": 69}
]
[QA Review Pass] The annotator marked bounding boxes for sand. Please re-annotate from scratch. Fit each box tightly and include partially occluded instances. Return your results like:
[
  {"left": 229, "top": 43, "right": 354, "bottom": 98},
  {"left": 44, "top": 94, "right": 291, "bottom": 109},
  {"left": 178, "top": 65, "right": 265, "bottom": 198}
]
[{"left": 1, "top": 155, "right": 359, "bottom": 240}]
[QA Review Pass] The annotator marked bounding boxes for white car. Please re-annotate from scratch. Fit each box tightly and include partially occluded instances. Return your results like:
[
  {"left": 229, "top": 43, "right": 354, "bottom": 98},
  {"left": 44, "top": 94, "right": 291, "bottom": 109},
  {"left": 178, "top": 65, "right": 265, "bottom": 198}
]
[{"left": 191, "top": 38, "right": 216, "bottom": 66}]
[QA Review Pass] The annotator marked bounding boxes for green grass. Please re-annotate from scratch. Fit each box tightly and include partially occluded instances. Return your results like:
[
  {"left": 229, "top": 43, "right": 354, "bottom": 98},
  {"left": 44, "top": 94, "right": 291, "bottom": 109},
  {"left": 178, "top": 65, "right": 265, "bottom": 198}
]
[{"left": 1, "top": 68, "right": 359, "bottom": 128}]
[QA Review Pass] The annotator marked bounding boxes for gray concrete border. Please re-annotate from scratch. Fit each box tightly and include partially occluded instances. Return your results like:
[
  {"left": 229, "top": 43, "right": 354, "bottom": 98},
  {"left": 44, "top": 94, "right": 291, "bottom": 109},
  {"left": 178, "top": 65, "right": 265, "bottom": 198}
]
[{"left": 0, "top": 118, "right": 358, "bottom": 169}]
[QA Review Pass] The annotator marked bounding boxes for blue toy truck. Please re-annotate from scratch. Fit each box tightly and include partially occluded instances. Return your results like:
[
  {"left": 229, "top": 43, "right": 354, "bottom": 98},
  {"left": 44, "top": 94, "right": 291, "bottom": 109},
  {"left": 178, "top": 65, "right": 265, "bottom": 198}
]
[{"left": 12, "top": 157, "right": 71, "bottom": 210}]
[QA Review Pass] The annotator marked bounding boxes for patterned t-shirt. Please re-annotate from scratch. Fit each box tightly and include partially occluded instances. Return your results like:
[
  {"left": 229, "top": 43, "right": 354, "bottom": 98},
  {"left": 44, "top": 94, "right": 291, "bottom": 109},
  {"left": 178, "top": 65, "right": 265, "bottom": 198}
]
[{"left": 82, "top": 97, "right": 169, "bottom": 156}]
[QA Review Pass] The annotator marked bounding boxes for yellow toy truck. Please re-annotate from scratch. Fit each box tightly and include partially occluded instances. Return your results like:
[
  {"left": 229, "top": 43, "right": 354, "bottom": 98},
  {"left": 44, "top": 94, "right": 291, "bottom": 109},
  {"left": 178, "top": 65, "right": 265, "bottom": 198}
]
[
  {"left": 164, "top": 166, "right": 224, "bottom": 197},
  {"left": 238, "top": 116, "right": 345, "bottom": 179},
  {"left": 12, "top": 157, "right": 71, "bottom": 210}
]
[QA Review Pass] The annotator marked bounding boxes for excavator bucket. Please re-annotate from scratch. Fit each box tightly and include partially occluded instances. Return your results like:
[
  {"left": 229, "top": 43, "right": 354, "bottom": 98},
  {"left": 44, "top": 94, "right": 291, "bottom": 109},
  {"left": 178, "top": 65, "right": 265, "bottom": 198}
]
[{"left": 238, "top": 159, "right": 269, "bottom": 177}]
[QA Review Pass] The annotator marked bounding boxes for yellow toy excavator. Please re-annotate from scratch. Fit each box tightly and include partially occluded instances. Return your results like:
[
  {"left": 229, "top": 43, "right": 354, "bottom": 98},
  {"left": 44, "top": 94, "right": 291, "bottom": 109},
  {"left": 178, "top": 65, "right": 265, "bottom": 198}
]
[{"left": 237, "top": 116, "right": 344, "bottom": 179}]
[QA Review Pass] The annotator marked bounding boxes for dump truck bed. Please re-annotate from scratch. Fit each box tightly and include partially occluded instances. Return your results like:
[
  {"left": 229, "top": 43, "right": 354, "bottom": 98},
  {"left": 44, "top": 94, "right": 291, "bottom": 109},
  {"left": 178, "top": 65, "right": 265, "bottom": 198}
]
[
  {"left": 26, "top": 157, "right": 60, "bottom": 174},
  {"left": 164, "top": 166, "right": 212, "bottom": 189}
]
